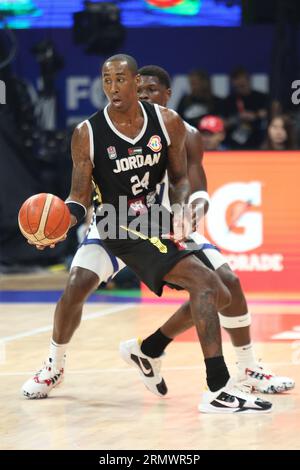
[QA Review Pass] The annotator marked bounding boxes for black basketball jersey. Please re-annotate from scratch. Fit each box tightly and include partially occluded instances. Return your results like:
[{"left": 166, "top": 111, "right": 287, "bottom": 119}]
[{"left": 86, "top": 101, "right": 170, "bottom": 211}]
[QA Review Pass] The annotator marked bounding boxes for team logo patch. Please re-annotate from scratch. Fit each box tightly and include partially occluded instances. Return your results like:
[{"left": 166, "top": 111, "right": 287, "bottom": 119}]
[
  {"left": 147, "top": 135, "right": 162, "bottom": 152},
  {"left": 128, "top": 147, "right": 143, "bottom": 156},
  {"left": 107, "top": 146, "right": 117, "bottom": 159}
]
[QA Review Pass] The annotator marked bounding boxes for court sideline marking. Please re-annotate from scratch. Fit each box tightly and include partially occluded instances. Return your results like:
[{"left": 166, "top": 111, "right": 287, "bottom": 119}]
[
  {"left": 0, "top": 362, "right": 298, "bottom": 377},
  {"left": 0, "top": 303, "right": 137, "bottom": 363}
]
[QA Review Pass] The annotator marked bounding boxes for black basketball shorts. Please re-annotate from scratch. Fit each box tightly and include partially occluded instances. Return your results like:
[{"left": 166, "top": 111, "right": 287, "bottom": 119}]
[{"left": 97, "top": 207, "right": 214, "bottom": 296}]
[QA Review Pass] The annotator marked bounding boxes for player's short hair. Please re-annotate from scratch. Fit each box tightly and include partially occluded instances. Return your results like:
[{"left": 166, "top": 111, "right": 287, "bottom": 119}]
[
  {"left": 138, "top": 65, "right": 171, "bottom": 89},
  {"left": 103, "top": 54, "right": 138, "bottom": 75}
]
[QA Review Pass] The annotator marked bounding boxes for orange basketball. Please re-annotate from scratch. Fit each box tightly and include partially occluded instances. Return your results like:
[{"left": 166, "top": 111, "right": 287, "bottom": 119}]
[{"left": 18, "top": 193, "right": 71, "bottom": 246}]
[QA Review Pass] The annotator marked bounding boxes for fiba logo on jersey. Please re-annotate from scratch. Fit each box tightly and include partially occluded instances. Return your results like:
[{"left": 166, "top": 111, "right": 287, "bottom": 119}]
[
  {"left": 147, "top": 135, "right": 162, "bottom": 152},
  {"left": 0, "top": 80, "right": 6, "bottom": 104},
  {"left": 107, "top": 146, "right": 117, "bottom": 159}
]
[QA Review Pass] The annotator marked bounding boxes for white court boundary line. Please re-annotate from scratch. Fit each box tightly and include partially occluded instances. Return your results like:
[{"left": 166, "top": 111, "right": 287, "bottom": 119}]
[
  {"left": 0, "top": 362, "right": 298, "bottom": 377},
  {"left": 0, "top": 303, "right": 136, "bottom": 342},
  {"left": 0, "top": 303, "right": 137, "bottom": 364},
  {"left": 1, "top": 303, "right": 299, "bottom": 368}
]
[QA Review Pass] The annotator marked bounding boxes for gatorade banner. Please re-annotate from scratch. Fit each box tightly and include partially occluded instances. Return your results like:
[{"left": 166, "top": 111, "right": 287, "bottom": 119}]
[
  {"left": 203, "top": 151, "right": 300, "bottom": 292},
  {"left": 142, "top": 150, "right": 300, "bottom": 297}
]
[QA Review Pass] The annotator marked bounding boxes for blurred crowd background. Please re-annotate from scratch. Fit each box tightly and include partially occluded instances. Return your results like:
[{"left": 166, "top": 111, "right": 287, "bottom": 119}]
[{"left": 0, "top": 0, "right": 299, "bottom": 289}]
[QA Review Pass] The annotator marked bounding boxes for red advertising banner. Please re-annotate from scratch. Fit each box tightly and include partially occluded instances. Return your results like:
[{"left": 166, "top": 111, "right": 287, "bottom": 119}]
[
  {"left": 204, "top": 151, "right": 300, "bottom": 292},
  {"left": 142, "top": 151, "right": 300, "bottom": 297}
]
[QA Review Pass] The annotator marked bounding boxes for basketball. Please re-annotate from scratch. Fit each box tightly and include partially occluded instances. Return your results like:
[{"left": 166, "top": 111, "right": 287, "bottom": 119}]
[{"left": 18, "top": 193, "right": 71, "bottom": 246}]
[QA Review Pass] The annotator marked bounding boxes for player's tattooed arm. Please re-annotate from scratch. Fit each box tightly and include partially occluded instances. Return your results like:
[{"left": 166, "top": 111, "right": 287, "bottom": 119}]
[
  {"left": 67, "top": 123, "right": 93, "bottom": 227},
  {"left": 161, "top": 108, "right": 190, "bottom": 207},
  {"left": 27, "top": 124, "right": 93, "bottom": 250},
  {"left": 185, "top": 127, "right": 209, "bottom": 230},
  {"left": 186, "top": 127, "right": 207, "bottom": 194},
  {"left": 161, "top": 108, "right": 191, "bottom": 241}
]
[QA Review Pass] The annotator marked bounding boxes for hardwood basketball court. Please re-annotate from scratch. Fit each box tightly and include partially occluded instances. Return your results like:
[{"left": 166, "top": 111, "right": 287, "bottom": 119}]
[{"left": 0, "top": 271, "right": 299, "bottom": 450}]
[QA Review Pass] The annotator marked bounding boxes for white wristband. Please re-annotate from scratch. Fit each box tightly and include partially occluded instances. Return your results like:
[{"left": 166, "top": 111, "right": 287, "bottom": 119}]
[{"left": 188, "top": 191, "right": 210, "bottom": 206}]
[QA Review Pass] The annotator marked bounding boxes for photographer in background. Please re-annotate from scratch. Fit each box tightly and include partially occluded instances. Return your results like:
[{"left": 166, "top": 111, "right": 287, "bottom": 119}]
[{"left": 223, "top": 66, "right": 268, "bottom": 150}]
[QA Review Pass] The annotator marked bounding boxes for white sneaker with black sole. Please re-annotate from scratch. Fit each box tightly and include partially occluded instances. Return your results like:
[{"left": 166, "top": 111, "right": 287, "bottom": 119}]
[
  {"left": 198, "top": 378, "right": 273, "bottom": 414},
  {"left": 119, "top": 338, "right": 167, "bottom": 397},
  {"left": 21, "top": 357, "right": 65, "bottom": 399}
]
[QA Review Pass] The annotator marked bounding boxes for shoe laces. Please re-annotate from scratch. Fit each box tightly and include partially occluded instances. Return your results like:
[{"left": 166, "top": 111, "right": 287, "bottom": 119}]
[
  {"left": 38, "top": 359, "right": 63, "bottom": 379},
  {"left": 249, "top": 360, "right": 274, "bottom": 377}
]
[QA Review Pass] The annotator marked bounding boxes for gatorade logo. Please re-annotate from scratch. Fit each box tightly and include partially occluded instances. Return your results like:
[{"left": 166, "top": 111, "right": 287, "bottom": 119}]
[{"left": 206, "top": 182, "right": 263, "bottom": 252}]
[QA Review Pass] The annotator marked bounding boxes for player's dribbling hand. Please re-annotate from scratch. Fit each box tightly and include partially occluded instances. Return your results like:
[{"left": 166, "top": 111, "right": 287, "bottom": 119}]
[{"left": 27, "top": 233, "right": 68, "bottom": 250}]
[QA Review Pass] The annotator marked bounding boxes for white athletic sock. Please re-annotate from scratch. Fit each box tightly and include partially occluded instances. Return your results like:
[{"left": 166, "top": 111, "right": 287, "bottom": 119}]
[
  {"left": 235, "top": 343, "right": 257, "bottom": 371},
  {"left": 49, "top": 339, "right": 67, "bottom": 369}
]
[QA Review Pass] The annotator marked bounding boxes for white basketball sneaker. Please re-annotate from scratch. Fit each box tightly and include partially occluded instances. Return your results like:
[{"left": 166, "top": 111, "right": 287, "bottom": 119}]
[
  {"left": 198, "top": 378, "right": 272, "bottom": 414},
  {"left": 238, "top": 363, "right": 295, "bottom": 394},
  {"left": 119, "top": 338, "right": 167, "bottom": 397},
  {"left": 21, "top": 357, "right": 65, "bottom": 399}
]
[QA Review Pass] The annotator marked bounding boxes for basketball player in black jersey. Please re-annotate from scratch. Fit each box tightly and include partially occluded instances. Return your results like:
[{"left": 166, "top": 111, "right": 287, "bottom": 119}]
[
  {"left": 22, "top": 65, "right": 293, "bottom": 402},
  {"left": 22, "top": 55, "right": 273, "bottom": 413}
]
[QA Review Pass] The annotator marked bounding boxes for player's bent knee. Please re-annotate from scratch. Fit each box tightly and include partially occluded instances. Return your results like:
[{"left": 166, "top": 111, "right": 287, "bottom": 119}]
[
  {"left": 218, "top": 282, "right": 232, "bottom": 310},
  {"left": 63, "top": 267, "right": 99, "bottom": 304},
  {"left": 200, "top": 269, "right": 231, "bottom": 310},
  {"left": 188, "top": 261, "right": 232, "bottom": 309},
  {"left": 217, "top": 265, "right": 241, "bottom": 295},
  {"left": 198, "top": 286, "right": 219, "bottom": 302},
  {"left": 187, "top": 263, "right": 219, "bottom": 296}
]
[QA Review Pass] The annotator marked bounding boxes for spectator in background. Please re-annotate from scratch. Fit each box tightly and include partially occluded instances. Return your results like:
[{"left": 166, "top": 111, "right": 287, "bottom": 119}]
[
  {"left": 198, "top": 115, "right": 226, "bottom": 151},
  {"left": 224, "top": 66, "right": 268, "bottom": 150},
  {"left": 261, "top": 114, "right": 297, "bottom": 150},
  {"left": 177, "top": 69, "right": 224, "bottom": 127}
]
